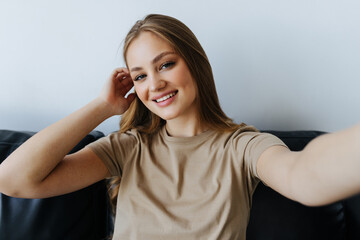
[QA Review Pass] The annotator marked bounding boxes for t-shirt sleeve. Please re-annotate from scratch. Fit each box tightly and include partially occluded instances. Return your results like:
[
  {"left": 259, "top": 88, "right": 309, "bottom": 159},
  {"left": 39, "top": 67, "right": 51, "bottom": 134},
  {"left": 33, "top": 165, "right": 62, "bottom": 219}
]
[
  {"left": 243, "top": 132, "right": 287, "bottom": 179},
  {"left": 231, "top": 130, "right": 288, "bottom": 194},
  {"left": 86, "top": 131, "right": 139, "bottom": 176}
]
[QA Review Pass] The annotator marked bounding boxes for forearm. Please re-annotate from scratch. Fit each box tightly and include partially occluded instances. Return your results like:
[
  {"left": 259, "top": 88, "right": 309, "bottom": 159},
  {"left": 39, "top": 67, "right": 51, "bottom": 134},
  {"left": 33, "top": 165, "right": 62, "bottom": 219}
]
[
  {"left": 0, "top": 98, "right": 113, "bottom": 191},
  {"left": 292, "top": 123, "right": 360, "bottom": 206}
]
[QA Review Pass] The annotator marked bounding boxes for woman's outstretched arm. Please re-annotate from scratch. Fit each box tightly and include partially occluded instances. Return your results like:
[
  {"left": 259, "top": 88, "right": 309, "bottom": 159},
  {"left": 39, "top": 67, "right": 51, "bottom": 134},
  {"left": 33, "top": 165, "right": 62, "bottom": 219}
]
[
  {"left": 0, "top": 68, "right": 135, "bottom": 198},
  {"left": 257, "top": 123, "right": 360, "bottom": 206}
]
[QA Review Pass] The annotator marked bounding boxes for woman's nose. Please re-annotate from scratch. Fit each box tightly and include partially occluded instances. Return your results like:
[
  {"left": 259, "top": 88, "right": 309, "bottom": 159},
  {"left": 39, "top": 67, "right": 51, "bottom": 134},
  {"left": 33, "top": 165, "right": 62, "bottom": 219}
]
[{"left": 149, "top": 74, "right": 166, "bottom": 92}]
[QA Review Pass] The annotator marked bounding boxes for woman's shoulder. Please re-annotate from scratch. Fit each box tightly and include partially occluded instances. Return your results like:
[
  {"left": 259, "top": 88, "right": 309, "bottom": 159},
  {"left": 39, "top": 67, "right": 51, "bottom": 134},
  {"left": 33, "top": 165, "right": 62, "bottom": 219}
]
[
  {"left": 215, "top": 124, "right": 284, "bottom": 150},
  {"left": 218, "top": 124, "right": 259, "bottom": 140},
  {"left": 108, "top": 127, "right": 162, "bottom": 144}
]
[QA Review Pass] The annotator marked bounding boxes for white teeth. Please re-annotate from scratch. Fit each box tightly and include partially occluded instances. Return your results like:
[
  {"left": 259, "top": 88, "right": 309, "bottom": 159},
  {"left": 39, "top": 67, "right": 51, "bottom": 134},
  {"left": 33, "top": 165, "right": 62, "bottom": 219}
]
[{"left": 155, "top": 92, "right": 176, "bottom": 103}]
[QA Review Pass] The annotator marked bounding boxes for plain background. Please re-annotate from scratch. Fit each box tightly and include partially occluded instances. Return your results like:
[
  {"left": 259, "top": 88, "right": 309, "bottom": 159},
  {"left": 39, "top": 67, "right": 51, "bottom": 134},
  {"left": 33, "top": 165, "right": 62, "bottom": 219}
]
[{"left": 1, "top": 0, "right": 359, "bottom": 135}]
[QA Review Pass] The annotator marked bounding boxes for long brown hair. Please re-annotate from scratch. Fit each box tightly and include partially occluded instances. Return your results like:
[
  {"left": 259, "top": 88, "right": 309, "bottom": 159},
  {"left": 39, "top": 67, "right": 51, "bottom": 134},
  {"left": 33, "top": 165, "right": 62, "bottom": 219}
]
[{"left": 108, "top": 14, "right": 256, "bottom": 212}]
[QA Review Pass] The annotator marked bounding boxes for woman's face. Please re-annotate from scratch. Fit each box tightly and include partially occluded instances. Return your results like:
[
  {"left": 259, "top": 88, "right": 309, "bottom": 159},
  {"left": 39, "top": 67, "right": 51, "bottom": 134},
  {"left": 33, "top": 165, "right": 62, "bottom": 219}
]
[{"left": 126, "top": 31, "right": 198, "bottom": 121}]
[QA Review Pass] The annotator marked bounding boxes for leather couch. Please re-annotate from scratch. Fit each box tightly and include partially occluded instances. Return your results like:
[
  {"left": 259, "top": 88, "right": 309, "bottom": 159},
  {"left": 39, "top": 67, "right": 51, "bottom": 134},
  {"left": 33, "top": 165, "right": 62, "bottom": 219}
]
[
  {"left": 0, "top": 130, "right": 113, "bottom": 240},
  {"left": 0, "top": 129, "right": 359, "bottom": 240}
]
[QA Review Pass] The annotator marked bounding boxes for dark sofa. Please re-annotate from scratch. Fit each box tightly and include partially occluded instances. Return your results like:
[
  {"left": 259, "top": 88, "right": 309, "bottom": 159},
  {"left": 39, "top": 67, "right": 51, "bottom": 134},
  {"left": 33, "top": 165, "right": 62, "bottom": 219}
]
[
  {"left": 0, "top": 130, "right": 113, "bottom": 240},
  {"left": 0, "top": 129, "right": 359, "bottom": 240}
]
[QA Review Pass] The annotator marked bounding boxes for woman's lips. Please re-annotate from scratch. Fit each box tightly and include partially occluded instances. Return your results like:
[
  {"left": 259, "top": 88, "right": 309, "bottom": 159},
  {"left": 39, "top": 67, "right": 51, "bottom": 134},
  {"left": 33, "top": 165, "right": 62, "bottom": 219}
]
[
  {"left": 153, "top": 90, "right": 178, "bottom": 107},
  {"left": 152, "top": 90, "right": 178, "bottom": 101}
]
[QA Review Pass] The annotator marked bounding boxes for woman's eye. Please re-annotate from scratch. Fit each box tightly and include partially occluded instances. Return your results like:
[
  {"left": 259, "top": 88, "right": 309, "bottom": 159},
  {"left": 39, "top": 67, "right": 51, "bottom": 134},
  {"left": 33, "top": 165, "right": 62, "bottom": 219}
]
[
  {"left": 160, "top": 62, "right": 175, "bottom": 70},
  {"left": 135, "top": 74, "right": 146, "bottom": 81}
]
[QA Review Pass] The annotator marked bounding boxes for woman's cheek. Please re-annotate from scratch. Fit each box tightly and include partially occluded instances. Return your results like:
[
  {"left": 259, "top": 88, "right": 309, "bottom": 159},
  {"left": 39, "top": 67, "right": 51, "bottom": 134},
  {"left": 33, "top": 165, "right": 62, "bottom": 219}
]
[{"left": 134, "top": 86, "right": 146, "bottom": 102}]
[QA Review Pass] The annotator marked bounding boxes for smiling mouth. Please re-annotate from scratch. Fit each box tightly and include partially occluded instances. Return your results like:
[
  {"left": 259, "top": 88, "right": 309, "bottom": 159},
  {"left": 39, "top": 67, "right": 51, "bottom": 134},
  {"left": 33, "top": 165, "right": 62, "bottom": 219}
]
[{"left": 153, "top": 91, "right": 178, "bottom": 103}]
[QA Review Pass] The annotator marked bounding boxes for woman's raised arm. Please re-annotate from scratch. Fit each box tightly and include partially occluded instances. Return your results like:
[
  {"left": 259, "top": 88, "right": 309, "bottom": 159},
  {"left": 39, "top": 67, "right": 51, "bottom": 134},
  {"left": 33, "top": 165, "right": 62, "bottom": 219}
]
[
  {"left": 257, "top": 122, "right": 360, "bottom": 206},
  {"left": 0, "top": 68, "right": 135, "bottom": 198}
]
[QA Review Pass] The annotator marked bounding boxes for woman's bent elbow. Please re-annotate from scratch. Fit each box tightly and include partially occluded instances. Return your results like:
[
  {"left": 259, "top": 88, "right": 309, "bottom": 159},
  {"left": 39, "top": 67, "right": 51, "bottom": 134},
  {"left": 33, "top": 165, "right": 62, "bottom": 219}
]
[{"left": 0, "top": 174, "right": 38, "bottom": 199}]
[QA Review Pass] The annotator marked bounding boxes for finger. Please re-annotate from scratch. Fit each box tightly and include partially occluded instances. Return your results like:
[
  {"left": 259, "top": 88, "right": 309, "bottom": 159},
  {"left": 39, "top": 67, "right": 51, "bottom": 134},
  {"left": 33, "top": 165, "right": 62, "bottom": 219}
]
[
  {"left": 111, "top": 67, "right": 129, "bottom": 79},
  {"left": 118, "top": 81, "right": 134, "bottom": 96},
  {"left": 119, "top": 75, "right": 133, "bottom": 85},
  {"left": 114, "top": 72, "right": 129, "bottom": 80},
  {"left": 116, "top": 78, "right": 134, "bottom": 93},
  {"left": 112, "top": 67, "right": 128, "bottom": 74},
  {"left": 115, "top": 72, "right": 132, "bottom": 84}
]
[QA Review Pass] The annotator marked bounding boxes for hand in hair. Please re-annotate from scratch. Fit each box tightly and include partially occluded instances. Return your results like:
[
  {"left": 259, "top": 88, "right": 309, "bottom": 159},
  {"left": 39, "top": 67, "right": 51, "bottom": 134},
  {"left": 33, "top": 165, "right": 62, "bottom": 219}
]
[{"left": 98, "top": 67, "right": 136, "bottom": 116}]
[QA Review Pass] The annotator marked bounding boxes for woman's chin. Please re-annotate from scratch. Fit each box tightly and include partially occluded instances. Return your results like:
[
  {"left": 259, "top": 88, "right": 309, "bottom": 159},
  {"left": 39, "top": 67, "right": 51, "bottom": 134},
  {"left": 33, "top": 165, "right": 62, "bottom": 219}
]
[
  {"left": 156, "top": 112, "right": 179, "bottom": 121},
  {"left": 159, "top": 115, "right": 177, "bottom": 121}
]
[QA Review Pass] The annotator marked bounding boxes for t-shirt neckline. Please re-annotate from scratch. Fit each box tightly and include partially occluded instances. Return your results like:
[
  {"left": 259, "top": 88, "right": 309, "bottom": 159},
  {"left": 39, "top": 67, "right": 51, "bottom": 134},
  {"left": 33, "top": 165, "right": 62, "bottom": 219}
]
[{"left": 160, "top": 125, "right": 215, "bottom": 144}]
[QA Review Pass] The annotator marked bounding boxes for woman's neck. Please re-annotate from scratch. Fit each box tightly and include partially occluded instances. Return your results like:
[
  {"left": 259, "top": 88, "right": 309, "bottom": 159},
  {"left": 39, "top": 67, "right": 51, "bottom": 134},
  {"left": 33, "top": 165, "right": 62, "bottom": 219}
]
[{"left": 165, "top": 117, "right": 208, "bottom": 137}]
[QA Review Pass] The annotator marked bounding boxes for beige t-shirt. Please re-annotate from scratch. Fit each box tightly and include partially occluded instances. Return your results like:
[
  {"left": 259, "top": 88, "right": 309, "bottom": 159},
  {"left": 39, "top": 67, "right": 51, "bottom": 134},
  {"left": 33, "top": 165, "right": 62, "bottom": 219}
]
[{"left": 87, "top": 126, "right": 286, "bottom": 240}]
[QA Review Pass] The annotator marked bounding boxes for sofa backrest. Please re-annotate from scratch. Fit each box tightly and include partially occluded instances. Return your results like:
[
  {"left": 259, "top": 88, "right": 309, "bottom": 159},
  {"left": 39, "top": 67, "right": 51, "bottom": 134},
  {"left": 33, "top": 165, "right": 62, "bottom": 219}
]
[{"left": 0, "top": 130, "right": 113, "bottom": 240}]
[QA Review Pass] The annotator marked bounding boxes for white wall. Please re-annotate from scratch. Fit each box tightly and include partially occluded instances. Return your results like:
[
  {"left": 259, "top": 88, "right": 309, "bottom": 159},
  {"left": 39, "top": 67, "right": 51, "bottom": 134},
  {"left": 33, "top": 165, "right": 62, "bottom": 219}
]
[{"left": 1, "top": 0, "right": 359, "bottom": 135}]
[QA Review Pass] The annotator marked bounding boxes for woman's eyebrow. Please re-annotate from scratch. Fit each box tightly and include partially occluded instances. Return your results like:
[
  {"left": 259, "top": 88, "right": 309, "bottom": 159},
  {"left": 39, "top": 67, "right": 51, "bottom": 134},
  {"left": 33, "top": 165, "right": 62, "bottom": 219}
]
[
  {"left": 130, "top": 51, "right": 175, "bottom": 72},
  {"left": 152, "top": 51, "right": 175, "bottom": 64}
]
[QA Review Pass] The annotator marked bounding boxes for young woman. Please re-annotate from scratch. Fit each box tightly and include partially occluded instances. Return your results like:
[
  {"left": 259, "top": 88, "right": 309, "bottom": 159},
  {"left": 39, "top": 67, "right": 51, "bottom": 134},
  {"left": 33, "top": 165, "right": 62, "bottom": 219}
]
[{"left": 0, "top": 14, "right": 359, "bottom": 240}]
